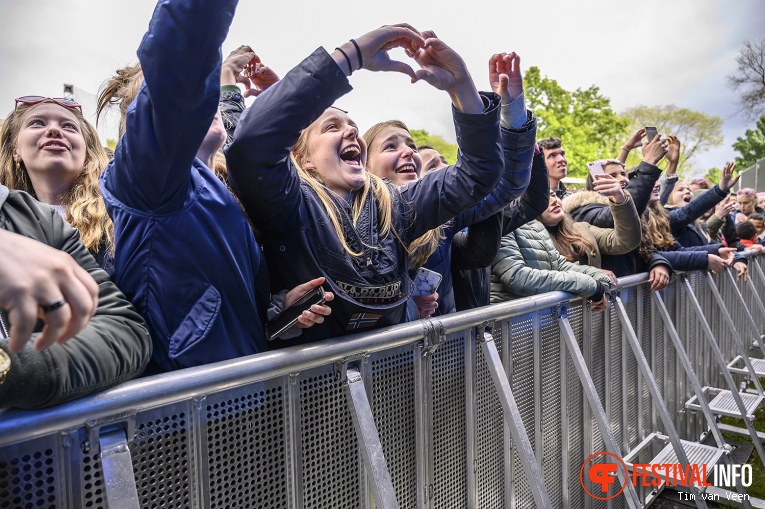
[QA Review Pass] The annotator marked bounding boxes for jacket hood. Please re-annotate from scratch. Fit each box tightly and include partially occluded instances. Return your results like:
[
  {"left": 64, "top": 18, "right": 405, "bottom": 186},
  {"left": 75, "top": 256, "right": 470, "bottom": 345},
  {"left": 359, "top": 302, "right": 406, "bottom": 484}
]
[
  {"left": 0, "top": 184, "right": 8, "bottom": 210},
  {"left": 562, "top": 190, "right": 610, "bottom": 213}
]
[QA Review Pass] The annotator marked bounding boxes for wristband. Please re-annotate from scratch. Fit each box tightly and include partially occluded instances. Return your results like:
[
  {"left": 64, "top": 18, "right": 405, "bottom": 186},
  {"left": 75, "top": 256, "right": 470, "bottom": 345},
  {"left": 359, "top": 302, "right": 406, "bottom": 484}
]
[
  {"left": 350, "top": 39, "right": 363, "bottom": 69},
  {"left": 335, "top": 47, "right": 353, "bottom": 74},
  {"left": 620, "top": 146, "right": 630, "bottom": 152}
]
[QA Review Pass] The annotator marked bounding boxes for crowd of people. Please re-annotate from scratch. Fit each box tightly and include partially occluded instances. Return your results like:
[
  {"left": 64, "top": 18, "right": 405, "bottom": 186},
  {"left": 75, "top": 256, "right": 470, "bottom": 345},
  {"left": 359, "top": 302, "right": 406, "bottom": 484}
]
[{"left": 0, "top": 0, "right": 762, "bottom": 409}]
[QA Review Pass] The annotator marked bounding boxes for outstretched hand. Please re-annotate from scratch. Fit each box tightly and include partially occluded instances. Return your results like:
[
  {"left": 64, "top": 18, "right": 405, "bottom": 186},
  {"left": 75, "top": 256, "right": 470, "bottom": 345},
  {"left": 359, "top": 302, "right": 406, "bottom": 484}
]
[
  {"left": 338, "top": 24, "right": 424, "bottom": 78},
  {"left": 592, "top": 174, "right": 626, "bottom": 203},
  {"left": 246, "top": 62, "right": 280, "bottom": 97},
  {"left": 624, "top": 128, "right": 646, "bottom": 151},
  {"left": 718, "top": 162, "right": 740, "bottom": 192},
  {"left": 488, "top": 52, "right": 523, "bottom": 105},
  {"left": 222, "top": 45, "right": 257, "bottom": 90},
  {"left": 666, "top": 135, "right": 681, "bottom": 165},
  {"left": 714, "top": 194, "right": 734, "bottom": 218}
]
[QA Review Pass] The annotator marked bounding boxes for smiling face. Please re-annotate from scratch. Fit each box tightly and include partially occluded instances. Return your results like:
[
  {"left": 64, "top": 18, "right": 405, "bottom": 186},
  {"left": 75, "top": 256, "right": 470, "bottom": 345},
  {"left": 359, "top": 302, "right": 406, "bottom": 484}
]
[
  {"left": 365, "top": 125, "right": 421, "bottom": 185},
  {"left": 539, "top": 190, "right": 564, "bottom": 226},
  {"left": 419, "top": 148, "right": 448, "bottom": 175},
  {"left": 649, "top": 182, "right": 661, "bottom": 204},
  {"left": 672, "top": 181, "right": 692, "bottom": 208},
  {"left": 12, "top": 102, "right": 86, "bottom": 188},
  {"left": 299, "top": 108, "right": 367, "bottom": 201},
  {"left": 603, "top": 162, "right": 628, "bottom": 188}
]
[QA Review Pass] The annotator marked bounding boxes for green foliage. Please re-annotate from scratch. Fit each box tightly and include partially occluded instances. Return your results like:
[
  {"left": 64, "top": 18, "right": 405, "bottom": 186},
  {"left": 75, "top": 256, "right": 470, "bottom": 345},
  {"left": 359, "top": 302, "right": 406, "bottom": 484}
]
[
  {"left": 622, "top": 105, "right": 724, "bottom": 177},
  {"left": 410, "top": 129, "right": 458, "bottom": 165},
  {"left": 523, "top": 66, "right": 631, "bottom": 178},
  {"left": 703, "top": 167, "right": 721, "bottom": 186},
  {"left": 732, "top": 115, "right": 765, "bottom": 170}
]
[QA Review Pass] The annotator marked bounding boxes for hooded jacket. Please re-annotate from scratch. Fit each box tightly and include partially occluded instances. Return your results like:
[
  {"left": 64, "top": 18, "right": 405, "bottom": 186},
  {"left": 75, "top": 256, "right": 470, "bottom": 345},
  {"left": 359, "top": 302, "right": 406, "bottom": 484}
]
[
  {"left": 100, "top": 0, "right": 270, "bottom": 372},
  {"left": 490, "top": 220, "right": 613, "bottom": 303},
  {"left": 0, "top": 186, "right": 151, "bottom": 408},
  {"left": 226, "top": 48, "right": 504, "bottom": 342}
]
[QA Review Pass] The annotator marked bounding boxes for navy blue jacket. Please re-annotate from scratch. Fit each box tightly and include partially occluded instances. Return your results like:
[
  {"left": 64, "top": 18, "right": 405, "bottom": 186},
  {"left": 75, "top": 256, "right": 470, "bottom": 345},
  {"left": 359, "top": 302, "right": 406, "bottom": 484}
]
[
  {"left": 666, "top": 186, "right": 727, "bottom": 247},
  {"left": 100, "top": 0, "right": 269, "bottom": 372},
  {"left": 226, "top": 48, "right": 504, "bottom": 342}
]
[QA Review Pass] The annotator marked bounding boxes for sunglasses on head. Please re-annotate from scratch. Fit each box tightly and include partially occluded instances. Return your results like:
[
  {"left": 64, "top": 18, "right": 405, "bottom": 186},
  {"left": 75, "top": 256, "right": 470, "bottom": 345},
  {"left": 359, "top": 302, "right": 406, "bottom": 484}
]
[
  {"left": 15, "top": 96, "right": 82, "bottom": 113},
  {"left": 737, "top": 188, "right": 756, "bottom": 197}
]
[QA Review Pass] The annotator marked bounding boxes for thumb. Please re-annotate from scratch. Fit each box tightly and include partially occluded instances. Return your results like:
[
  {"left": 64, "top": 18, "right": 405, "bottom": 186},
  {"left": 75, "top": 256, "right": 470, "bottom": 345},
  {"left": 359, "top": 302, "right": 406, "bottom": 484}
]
[
  {"left": 498, "top": 74, "right": 509, "bottom": 96},
  {"left": 384, "top": 59, "right": 416, "bottom": 79},
  {"left": 412, "top": 68, "right": 434, "bottom": 85}
]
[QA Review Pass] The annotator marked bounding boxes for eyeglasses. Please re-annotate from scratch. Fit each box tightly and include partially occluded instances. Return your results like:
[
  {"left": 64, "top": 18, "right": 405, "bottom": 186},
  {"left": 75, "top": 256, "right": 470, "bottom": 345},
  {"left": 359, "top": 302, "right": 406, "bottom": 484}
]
[{"left": 14, "top": 96, "right": 82, "bottom": 113}]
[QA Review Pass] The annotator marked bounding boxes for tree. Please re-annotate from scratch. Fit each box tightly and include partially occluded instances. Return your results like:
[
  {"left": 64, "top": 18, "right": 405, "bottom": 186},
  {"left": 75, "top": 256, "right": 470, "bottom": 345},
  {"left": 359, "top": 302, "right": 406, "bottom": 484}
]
[
  {"left": 732, "top": 115, "right": 765, "bottom": 170},
  {"left": 622, "top": 105, "right": 724, "bottom": 176},
  {"left": 703, "top": 167, "right": 721, "bottom": 186},
  {"left": 410, "top": 129, "right": 458, "bottom": 165},
  {"left": 524, "top": 66, "right": 630, "bottom": 178},
  {"left": 727, "top": 39, "right": 765, "bottom": 121}
]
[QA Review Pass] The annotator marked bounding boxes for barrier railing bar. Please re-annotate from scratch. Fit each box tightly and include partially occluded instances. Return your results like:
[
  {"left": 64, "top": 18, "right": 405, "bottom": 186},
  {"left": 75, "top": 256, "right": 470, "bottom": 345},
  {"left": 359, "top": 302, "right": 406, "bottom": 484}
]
[
  {"left": 614, "top": 295, "right": 708, "bottom": 509},
  {"left": 724, "top": 270, "right": 765, "bottom": 359},
  {"left": 478, "top": 330, "right": 553, "bottom": 509},
  {"left": 683, "top": 277, "right": 765, "bottom": 470},
  {"left": 705, "top": 273, "right": 765, "bottom": 395},
  {"left": 344, "top": 365, "right": 400, "bottom": 509},
  {"left": 556, "top": 306, "right": 643, "bottom": 509},
  {"left": 99, "top": 429, "right": 140, "bottom": 509}
]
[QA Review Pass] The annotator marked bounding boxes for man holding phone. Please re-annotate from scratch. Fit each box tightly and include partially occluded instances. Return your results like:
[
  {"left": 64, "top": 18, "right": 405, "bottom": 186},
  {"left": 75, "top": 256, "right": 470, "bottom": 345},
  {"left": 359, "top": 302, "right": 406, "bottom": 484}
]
[{"left": 539, "top": 137, "right": 570, "bottom": 199}]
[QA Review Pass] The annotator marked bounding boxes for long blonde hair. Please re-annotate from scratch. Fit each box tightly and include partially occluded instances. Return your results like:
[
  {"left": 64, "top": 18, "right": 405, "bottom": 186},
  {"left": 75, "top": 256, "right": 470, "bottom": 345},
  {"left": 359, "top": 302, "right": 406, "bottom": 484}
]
[
  {"left": 665, "top": 179, "right": 709, "bottom": 242},
  {"left": 639, "top": 201, "right": 675, "bottom": 260},
  {"left": 97, "top": 64, "right": 144, "bottom": 138},
  {"left": 0, "top": 101, "right": 113, "bottom": 254},
  {"left": 362, "top": 120, "right": 442, "bottom": 269}
]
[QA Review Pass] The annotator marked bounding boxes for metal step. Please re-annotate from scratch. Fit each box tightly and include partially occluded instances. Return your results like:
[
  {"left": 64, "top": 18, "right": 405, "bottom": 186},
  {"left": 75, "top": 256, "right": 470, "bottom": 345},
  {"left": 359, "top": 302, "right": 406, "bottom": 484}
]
[
  {"left": 686, "top": 387, "right": 764, "bottom": 419},
  {"left": 728, "top": 355, "right": 765, "bottom": 377}
]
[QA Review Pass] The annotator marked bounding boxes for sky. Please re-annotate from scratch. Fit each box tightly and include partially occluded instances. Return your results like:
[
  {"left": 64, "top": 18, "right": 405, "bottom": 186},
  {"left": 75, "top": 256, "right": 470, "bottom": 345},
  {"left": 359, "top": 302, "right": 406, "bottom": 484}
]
[{"left": 1, "top": 0, "right": 764, "bottom": 177}]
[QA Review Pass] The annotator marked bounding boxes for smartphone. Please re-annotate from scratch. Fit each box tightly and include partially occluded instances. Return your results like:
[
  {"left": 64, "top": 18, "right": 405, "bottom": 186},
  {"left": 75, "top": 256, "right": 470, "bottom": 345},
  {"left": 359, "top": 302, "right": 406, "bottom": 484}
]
[
  {"left": 645, "top": 126, "right": 658, "bottom": 142},
  {"left": 411, "top": 267, "right": 442, "bottom": 297},
  {"left": 265, "top": 286, "right": 326, "bottom": 341},
  {"left": 587, "top": 161, "right": 605, "bottom": 177}
]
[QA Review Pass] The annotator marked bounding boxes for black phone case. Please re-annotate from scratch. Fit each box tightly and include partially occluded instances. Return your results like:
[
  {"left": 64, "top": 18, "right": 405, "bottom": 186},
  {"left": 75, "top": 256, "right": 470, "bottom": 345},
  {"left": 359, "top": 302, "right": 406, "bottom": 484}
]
[{"left": 265, "top": 287, "right": 326, "bottom": 341}]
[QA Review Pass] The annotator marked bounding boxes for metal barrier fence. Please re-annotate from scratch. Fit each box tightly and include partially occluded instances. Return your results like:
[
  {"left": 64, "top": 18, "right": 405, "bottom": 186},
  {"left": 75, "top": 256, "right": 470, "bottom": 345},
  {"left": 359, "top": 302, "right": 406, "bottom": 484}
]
[
  {"left": 736, "top": 157, "right": 765, "bottom": 193},
  {"left": 1, "top": 256, "right": 764, "bottom": 509}
]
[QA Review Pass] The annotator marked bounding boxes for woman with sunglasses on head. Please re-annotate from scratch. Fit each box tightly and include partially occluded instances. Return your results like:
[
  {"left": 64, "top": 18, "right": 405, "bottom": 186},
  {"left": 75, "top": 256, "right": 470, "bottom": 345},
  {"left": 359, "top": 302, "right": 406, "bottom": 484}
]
[
  {"left": 0, "top": 97, "right": 114, "bottom": 276},
  {"left": 226, "top": 27, "right": 504, "bottom": 341},
  {"left": 97, "top": 0, "right": 332, "bottom": 373},
  {"left": 362, "top": 52, "right": 536, "bottom": 317}
]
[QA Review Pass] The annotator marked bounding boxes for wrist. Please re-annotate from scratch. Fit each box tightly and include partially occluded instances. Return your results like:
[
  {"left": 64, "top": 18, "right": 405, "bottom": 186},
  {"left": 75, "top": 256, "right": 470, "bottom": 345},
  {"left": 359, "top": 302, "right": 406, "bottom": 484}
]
[
  {"left": 448, "top": 81, "right": 483, "bottom": 114},
  {"left": 620, "top": 146, "right": 631, "bottom": 153}
]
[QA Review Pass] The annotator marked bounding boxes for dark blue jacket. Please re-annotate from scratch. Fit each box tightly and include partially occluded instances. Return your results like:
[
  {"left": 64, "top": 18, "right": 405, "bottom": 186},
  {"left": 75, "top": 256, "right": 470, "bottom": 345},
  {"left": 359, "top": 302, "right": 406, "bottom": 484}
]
[
  {"left": 666, "top": 186, "right": 727, "bottom": 247},
  {"left": 226, "top": 48, "right": 504, "bottom": 342},
  {"left": 100, "top": 0, "right": 269, "bottom": 372}
]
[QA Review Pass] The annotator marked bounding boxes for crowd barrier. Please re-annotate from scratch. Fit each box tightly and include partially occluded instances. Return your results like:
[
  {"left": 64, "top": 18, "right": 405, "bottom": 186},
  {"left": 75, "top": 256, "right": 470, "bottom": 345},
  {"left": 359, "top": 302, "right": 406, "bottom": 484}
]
[{"left": 2, "top": 255, "right": 765, "bottom": 509}]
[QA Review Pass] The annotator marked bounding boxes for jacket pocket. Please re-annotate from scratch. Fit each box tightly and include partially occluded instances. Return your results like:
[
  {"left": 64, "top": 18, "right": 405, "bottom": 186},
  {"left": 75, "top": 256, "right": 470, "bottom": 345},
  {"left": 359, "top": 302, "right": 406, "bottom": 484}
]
[{"left": 169, "top": 285, "right": 221, "bottom": 359}]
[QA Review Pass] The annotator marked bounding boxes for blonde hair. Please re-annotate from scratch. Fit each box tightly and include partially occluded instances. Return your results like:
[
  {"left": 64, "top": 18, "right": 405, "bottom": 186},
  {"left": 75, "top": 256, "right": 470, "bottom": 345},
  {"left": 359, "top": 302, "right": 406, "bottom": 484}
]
[
  {"left": 363, "top": 119, "right": 442, "bottom": 269},
  {"left": 97, "top": 64, "right": 144, "bottom": 138},
  {"left": 639, "top": 202, "right": 675, "bottom": 259},
  {"left": 0, "top": 101, "right": 113, "bottom": 255},
  {"left": 665, "top": 180, "right": 709, "bottom": 242},
  {"left": 292, "top": 126, "right": 399, "bottom": 258}
]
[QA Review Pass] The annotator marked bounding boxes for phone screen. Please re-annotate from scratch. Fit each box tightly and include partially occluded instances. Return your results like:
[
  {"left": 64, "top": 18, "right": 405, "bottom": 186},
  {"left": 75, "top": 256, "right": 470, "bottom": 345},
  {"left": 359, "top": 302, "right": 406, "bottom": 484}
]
[{"left": 645, "top": 126, "right": 658, "bottom": 142}]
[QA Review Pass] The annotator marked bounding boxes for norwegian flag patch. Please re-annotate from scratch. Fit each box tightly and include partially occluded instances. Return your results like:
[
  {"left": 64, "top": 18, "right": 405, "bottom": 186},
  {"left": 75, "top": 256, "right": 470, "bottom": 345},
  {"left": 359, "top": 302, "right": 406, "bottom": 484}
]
[{"left": 346, "top": 313, "right": 382, "bottom": 331}]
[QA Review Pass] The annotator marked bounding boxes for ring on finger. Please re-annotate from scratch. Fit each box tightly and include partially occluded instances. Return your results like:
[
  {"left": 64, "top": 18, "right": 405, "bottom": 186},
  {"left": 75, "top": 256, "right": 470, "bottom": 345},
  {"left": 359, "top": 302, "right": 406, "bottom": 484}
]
[{"left": 41, "top": 298, "right": 67, "bottom": 313}]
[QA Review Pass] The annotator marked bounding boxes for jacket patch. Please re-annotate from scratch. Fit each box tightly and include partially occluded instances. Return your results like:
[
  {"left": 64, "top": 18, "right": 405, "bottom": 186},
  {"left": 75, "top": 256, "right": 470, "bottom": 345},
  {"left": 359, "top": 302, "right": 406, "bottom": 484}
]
[
  {"left": 336, "top": 280, "right": 402, "bottom": 304},
  {"left": 346, "top": 313, "right": 382, "bottom": 331}
]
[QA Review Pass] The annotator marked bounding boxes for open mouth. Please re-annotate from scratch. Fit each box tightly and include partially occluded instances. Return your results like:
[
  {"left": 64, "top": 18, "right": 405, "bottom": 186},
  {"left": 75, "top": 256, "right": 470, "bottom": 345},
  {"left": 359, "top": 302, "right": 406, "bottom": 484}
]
[
  {"left": 340, "top": 145, "right": 362, "bottom": 167},
  {"left": 395, "top": 163, "right": 417, "bottom": 175},
  {"left": 683, "top": 195, "right": 691, "bottom": 203}
]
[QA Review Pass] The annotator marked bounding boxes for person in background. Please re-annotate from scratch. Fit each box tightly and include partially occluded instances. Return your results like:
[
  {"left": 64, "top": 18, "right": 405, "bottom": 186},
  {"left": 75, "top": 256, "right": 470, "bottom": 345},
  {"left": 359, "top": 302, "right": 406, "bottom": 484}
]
[
  {"left": 735, "top": 187, "right": 763, "bottom": 221},
  {"left": 748, "top": 212, "right": 765, "bottom": 242},
  {"left": 0, "top": 185, "right": 151, "bottom": 409},
  {"left": 757, "top": 192, "right": 765, "bottom": 211},
  {"left": 735, "top": 220, "right": 765, "bottom": 250},
  {"left": 539, "top": 137, "right": 569, "bottom": 199},
  {"left": 689, "top": 177, "right": 710, "bottom": 192},
  {"left": 700, "top": 192, "right": 743, "bottom": 250},
  {"left": 418, "top": 145, "right": 448, "bottom": 174},
  {"left": 0, "top": 97, "right": 114, "bottom": 275}
]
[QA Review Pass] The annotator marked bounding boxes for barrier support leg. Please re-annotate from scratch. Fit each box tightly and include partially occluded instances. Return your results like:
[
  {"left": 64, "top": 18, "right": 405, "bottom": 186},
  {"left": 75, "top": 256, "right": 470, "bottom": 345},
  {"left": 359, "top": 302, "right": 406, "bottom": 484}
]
[
  {"left": 99, "top": 429, "right": 140, "bottom": 509},
  {"left": 343, "top": 365, "right": 400, "bottom": 509}
]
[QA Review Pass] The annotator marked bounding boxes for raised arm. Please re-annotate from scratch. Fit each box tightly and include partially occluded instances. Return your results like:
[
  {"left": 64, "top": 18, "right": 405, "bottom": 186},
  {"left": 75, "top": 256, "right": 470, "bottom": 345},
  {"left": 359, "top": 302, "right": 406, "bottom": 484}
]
[
  {"left": 669, "top": 162, "right": 738, "bottom": 229},
  {"left": 502, "top": 148, "right": 549, "bottom": 235},
  {"left": 103, "top": 0, "right": 238, "bottom": 211},
  {"left": 451, "top": 212, "right": 503, "bottom": 270}
]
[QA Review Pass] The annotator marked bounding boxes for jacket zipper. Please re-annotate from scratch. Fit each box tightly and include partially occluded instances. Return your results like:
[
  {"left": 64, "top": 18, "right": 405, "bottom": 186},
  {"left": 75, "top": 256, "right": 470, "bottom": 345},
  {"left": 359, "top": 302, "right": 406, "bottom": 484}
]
[{"left": 0, "top": 312, "right": 8, "bottom": 339}]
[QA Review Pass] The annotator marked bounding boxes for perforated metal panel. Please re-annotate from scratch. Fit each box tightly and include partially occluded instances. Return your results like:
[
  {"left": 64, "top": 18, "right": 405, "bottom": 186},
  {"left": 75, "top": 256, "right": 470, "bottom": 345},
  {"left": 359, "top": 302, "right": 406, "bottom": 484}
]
[
  {"left": 539, "top": 309, "right": 563, "bottom": 507},
  {"left": 623, "top": 289, "right": 640, "bottom": 450},
  {"left": 566, "top": 304, "right": 585, "bottom": 509},
  {"left": 0, "top": 436, "right": 59, "bottom": 509},
  {"left": 508, "top": 314, "right": 535, "bottom": 509},
  {"left": 431, "top": 332, "right": 467, "bottom": 508},
  {"left": 588, "top": 306, "right": 607, "bottom": 481},
  {"left": 299, "top": 367, "right": 359, "bottom": 509},
  {"left": 641, "top": 288, "right": 654, "bottom": 438},
  {"left": 475, "top": 323, "right": 505, "bottom": 509},
  {"left": 663, "top": 281, "right": 679, "bottom": 436},
  {"left": 205, "top": 381, "right": 287, "bottom": 509},
  {"left": 130, "top": 404, "right": 191, "bottom": 509},
  {"left": 369, "top": 346, "right": 417, "bottom": 508},
  {"left": 607, "top": 304, "right": 624, "bottom": 451}
]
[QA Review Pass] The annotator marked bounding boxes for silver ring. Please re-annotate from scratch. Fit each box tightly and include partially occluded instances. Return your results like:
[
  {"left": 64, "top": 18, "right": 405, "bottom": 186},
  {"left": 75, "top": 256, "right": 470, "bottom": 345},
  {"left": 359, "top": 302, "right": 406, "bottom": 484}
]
[{"left": 41, "top": 298, "right": 67, "bottom": 313}]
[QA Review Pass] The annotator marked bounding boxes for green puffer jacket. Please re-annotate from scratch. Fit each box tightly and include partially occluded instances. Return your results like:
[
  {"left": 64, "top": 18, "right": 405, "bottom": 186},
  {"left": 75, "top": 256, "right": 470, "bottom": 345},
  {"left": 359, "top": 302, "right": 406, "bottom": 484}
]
[{"left": 490, "top": 220, "right": 613, "bottom": 303}]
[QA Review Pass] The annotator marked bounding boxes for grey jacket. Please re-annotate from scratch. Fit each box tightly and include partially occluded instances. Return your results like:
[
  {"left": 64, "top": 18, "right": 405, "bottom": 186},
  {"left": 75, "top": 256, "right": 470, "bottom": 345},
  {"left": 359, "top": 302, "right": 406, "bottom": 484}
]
[
  {"left": 0, "top": 186, "right": 152, "bottom": 409},
  {"left": 490, "top": 220, "right": 612, "bottom": 303}
]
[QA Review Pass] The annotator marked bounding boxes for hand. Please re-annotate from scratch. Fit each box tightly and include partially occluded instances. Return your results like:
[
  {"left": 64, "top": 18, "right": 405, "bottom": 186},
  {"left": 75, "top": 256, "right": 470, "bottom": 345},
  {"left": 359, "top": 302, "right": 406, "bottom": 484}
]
[
  {"left": 648, "top": 265, "right": 671, "bottom": 291},
  {"left": 413, "top": 292, "right": 439, "bottom": 319},
  {"left": 624, "top": 128, "right": 646, "bottom": 151},
  {"left": 714, "top": 195, "right": 734, "bottom": 218},
  {"left": 752, "top": 244, "right": 765, "bottom": 253},
  {"left": 0, "top": 230, "right": 99, "bottom": 354},
  {"left": 733, "top": 261, "right": 749, "bottom": 282},
  {"left": 222, "top": 45, "right": 258, "bottom": 90},
  {"left": 597, "top": 268, "right": 619, "bottom": 286},
  {"left": 283, "top": 277, "right": 334, "bottom": 328},
  {"left": 735, "top": 212, "right": 748, "bottom": 224},
  {"left": 718, "top": 162, "right": 740, "bottom": 192},
  {"left": 717, "top": 247, "right": 736, "bottom": 260},
  {"left": 488, "top": 52, "right": 523, "bottom": 105},
  {"left": 592, "top": 174, "right": 626, "bottom": 203},
  {"left": 245, "top": 62, "right": 280, "bottom": 97},
  {"left": 342, "top": 24, "right": 424, "bottom": 78},
  {"left": 641, "top": 133, "right": 668, "bottom": 165},
  {"left": 588, "top": 295, "right": 609, "bottom": 313},
  {"left": 665, "top": 135, "right": 681, "bottom": 168},
  {"left": 707, "top": 254, "right": 730, "bottom": 274}
]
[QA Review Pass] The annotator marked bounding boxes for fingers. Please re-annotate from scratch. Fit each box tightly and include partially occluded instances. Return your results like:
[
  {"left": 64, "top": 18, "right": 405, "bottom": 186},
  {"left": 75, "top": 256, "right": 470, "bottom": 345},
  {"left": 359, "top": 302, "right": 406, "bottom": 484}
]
[
  {"left": 283, "top": 277, "right": 325, "bottom": 309},
  {"left": 6, "top": 298, "right": 38, "bottom": 354},
  {"left": 295, "top": 293, "right": 333, "bottom": 328},
  {"left": 385, "top": 59, "right": 416, "bottom": 79},
  {"left": 56, "top": 267, "right": 99, "bottom": 346},
  {"left": 34, "top": 299, "right": 73, "bottom": 352}
]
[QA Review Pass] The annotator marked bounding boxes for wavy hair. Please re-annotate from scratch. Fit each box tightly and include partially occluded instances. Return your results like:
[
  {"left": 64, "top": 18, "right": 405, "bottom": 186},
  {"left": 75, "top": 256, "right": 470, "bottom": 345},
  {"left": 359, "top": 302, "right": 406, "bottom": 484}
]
[
  {"left": 639, "top": 201, "right": 675, "bottom": 260},
  {"left": 97, "top": 64, "right": 144, "bottom": 138},
  {"left": 363, "top": 120, "right": 442, "bottom": 269},
  {"left": 0, "top": 101, "right": 113, "bottom": 254},
  {"left": 546, "top": 212, "right": 598, "bottom": 263}
]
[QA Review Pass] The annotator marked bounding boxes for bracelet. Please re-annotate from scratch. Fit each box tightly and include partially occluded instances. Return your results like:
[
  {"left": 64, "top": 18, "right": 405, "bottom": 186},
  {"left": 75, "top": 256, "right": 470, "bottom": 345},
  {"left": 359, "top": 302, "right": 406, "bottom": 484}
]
[
  {"left": 620, "top": 146, "right": 630, "bottom": 152},
  {"left": 335, "top": 47, "right": 353, "bottom": 74},
  {"left": 350, "top": 39, "right": 363, "bottom": 69}
]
